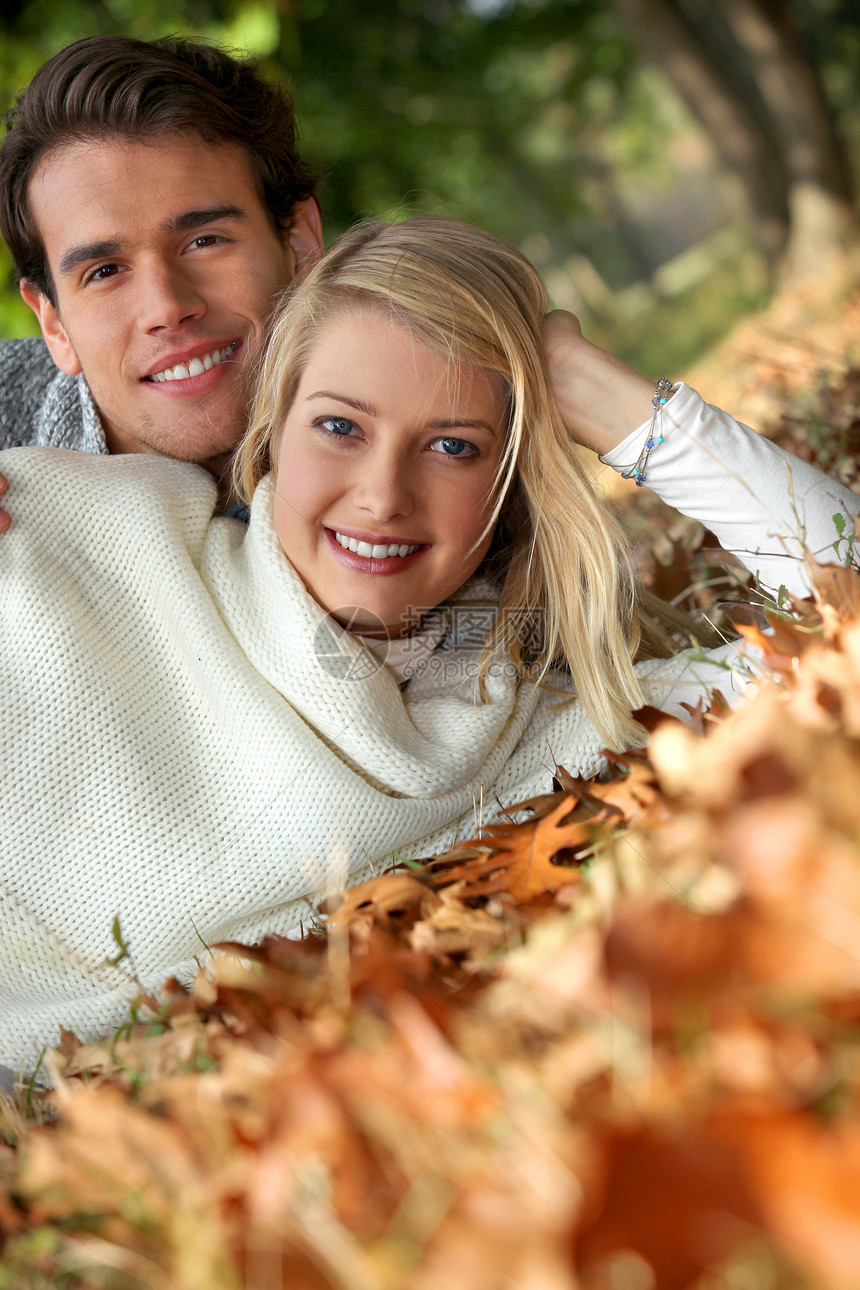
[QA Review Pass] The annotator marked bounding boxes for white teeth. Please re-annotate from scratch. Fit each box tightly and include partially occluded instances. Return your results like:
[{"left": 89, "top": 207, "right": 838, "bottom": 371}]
[
  {"left": 334, "top": 532, "right": 420, "bottom": 558},
  {"left": 149, "top": 343, "right": 237, "bottom": 383}
]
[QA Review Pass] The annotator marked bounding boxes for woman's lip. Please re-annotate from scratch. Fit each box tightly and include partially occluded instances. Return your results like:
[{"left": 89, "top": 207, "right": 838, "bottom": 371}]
[
  {"left": 323, "top": 527, "right": 427, "bottom": 575},
  {"left": 328, "top": 525, "right": 425, "bottom": 546}
]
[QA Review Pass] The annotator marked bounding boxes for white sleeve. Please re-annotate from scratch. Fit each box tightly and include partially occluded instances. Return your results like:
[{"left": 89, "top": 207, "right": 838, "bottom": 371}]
[
  {"left": 634, "top": 638, "right": 753, "bottom": 717},
  {"left": 601, "top": 384, "right": 860, "bottom": 598}
]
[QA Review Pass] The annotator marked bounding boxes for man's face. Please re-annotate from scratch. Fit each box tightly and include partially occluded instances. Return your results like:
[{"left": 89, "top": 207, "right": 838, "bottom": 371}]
[{"left": 23, "top": 135, "right": 321, "bottom": 468}]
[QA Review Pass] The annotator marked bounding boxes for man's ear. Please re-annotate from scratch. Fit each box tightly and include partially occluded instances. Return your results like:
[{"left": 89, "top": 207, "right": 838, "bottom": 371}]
[
  {"left": 20, "top": 279, "right": 82, "bottom": 376},
  {"left": 286, "top": 197, "right": 323, "bottom": 282}
]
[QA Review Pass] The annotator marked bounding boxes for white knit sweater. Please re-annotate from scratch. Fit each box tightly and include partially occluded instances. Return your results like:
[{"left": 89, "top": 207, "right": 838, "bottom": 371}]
[{"left": 1, "top": 386, "right": 857, "bottom": 1067}]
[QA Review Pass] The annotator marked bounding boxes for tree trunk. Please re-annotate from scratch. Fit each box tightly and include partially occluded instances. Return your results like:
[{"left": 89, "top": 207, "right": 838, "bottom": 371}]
[
  {"left": 609, "top": 0, "right": 858, "bottom": 282},
  {"left": 722, "top": 0, "right": 857, "bottom": 281},
  {"left": 609, "top": 0, "right": 790, "bottom": 262}
]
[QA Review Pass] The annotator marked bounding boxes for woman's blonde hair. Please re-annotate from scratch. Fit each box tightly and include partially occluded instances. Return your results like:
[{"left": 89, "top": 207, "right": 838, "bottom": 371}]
[{"left": 235, "top": 216, "right": 677, "bottom": 750}]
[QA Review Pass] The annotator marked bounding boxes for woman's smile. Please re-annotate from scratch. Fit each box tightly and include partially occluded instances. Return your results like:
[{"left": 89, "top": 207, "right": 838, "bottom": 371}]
[
  {"left": 324, "top": 526, "right": 428, "bottom": 573},
  {"left": 272, "top": 309, "right": 507, "bottom": 637}
]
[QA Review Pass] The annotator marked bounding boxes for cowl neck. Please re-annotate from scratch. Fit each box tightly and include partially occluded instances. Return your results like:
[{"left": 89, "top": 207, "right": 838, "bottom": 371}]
[{"left": 202, "top": 476, "right": 545, "bottom": 798}]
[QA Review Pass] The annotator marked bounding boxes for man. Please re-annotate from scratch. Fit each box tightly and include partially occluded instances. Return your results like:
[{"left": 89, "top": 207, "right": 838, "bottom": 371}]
[
  {"left": 0, "top": 34, "right": 324, "bottom": 522},
  {"left": 0, "top": 34, "right": 327, "bottom": 1086},
  {"left": 0, "top": 31, "right": 690, "bottom": 520}
]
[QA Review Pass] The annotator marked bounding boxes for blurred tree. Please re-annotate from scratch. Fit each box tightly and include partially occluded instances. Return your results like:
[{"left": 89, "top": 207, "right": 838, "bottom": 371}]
[
  {"left": 275, "top": 0, "right": 656, "bottom": 279},
  {"left": 0, "top": 0, "right": 856, "bottom": 365},
  {"left": 609, "top": 0, "right": 858, "bottom": 280}
]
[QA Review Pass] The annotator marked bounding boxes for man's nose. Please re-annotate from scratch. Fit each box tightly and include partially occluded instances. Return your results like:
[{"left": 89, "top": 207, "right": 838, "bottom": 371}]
[
  {"left": 137, "top": 261, "right": 207, "bottom": 332},
  {"left": 355, "top": 451, "right": 416, "bottom": 522}
]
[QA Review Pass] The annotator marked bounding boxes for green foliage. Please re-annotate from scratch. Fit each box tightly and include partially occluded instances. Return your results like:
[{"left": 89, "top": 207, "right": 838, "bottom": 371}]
[
  {"left": 588, "top": 237, "right": 771, "bottom": 374},
  {"left": 105, "top": 915, "right": 131, "bottom": 968},
  {"left": 832, "top": 509, "right": 857, "bottom": 566},
  {"left": 0, "top": 0, "right": 857, "bottom": 369},
  {"left": 0, "top": 242, "right": 37, "bottom": 335}
]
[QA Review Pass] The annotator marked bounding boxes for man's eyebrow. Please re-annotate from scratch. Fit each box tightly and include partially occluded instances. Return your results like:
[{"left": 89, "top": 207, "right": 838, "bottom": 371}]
[
  {"left": 58, "top": 239, "right": 122, "bottom": 277},
  {"left": 57, "top": 206, "right": 249, "bottom": 276},
  {"left": 306, "top": 391, "right": 379, "bottom": 417},
  {"left": 164, "top": 205, "right": 248, "bottom": 235}
]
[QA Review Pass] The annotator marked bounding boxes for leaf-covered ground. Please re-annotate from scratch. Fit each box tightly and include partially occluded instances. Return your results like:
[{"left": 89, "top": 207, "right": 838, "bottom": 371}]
[
  {"left": 3, "top": 559, "right": 860, "bottom": 1288},
  {"left": 687, "top": 255, "right": 860, "bottom": 442},
  {"left": 2, "top": 286, "right": 860, "bottom": 1289}
]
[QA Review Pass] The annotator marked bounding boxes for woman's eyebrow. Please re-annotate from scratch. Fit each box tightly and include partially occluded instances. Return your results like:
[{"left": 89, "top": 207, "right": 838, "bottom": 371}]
[
  {"left": 306, "top": 391, "right": 378, "bottom": 417},
  {"left": 427, "top": 417, "right": 497, "bottom": 435},
  {"left": 305, "top": 394, "right": 497, "bottom": 434}
]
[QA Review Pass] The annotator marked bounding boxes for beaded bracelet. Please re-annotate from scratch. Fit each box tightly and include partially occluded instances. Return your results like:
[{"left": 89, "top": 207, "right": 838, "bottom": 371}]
[{"left": 618, "top": 377, "right": 674, "bottom": 487}]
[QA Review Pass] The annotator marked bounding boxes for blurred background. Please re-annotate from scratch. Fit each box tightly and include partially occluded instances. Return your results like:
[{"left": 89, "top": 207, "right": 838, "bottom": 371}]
[{"left": 1, "top": 0, "right": 858, "bottom": 382}]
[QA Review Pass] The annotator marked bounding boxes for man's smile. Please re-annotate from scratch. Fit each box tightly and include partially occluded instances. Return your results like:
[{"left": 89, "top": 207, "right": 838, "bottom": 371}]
[{"left": 144, "top": 340, "right": 240, "bottom": 384}]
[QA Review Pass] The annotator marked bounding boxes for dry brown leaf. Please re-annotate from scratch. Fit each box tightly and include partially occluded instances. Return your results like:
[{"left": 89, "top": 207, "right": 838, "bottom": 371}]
[
  {"left": 811, "top": 559, "right": 860, "bottom": 621},
  {"left": 432, "top": 795, "right": 588, "bottom": 904},
  {"left": 408, "top": 885, "right": 518, "bottom": 964},
  {"left": 9, "top": 533, "right": 860, "bottom": 1289},
  {"left": 325, "top": 872, "right": 441, "bottom": 934},
  {"left": 716, "top": 1112, "right": 860, "bottom": 1290}
]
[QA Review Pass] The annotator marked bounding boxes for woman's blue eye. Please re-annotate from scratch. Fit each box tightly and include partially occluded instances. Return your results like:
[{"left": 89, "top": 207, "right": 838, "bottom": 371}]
[
  {"left": 320, "top": 417, "right": 355, "bottom": 436},
  {"left": 432, "top": 437, "right": 475, "bottom": 457}
]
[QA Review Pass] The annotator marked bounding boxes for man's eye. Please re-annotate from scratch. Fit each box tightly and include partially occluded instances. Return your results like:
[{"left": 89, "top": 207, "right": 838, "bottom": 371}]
[
  {"left": 87, "top": 264, "right": 121, "bottom": 284},
  {"left": 430, "top": 436, "right": 477, "bottom": 458},
  {"left": 189, "top": 234, "right": 222, "bottom": 250},
  {"left": 319, "top": 417, "right": 357, "bottom": 437}
]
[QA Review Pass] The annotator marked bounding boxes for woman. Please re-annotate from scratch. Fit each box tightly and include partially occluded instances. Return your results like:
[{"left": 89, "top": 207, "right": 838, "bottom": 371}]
[{"left": 1, "top": 217, "right": 855, "bottom": 1069}]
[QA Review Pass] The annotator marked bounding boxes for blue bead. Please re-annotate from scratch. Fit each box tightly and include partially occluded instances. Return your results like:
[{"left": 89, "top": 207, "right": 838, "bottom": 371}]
[
  {"left": 635, "top": 474, "right": 646, "bottom": 486},
  {"left": 659, "top": 397, "right": 667, "bottom": 405},
  {"left": 651, "top": 396, "right": 660, "bottom": 406},
  {"left": 655, "top": 435, "right": 664, "bottom": 444},
  {"left": 645, "top": 438, "right": 655, "bottom": 449}
]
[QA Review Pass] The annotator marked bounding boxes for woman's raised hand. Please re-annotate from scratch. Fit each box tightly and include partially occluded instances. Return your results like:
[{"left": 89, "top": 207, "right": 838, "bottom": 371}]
[{"left": 541, "top": 309, "right": 663, "bottom": 456}]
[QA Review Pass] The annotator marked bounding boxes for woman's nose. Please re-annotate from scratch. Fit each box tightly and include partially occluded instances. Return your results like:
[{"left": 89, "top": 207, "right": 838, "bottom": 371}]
[{"left": 354, "top": 452, "right": 416, "bottom": 522}]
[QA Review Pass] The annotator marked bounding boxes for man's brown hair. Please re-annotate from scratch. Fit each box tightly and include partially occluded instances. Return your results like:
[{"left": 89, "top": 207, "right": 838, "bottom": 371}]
[{"left": 0, "top": 34, "right": 319, "bottom": 303}]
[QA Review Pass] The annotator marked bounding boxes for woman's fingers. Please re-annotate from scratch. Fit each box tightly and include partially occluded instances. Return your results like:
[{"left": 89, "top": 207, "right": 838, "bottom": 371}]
[{"left": 541, "top": 308, "right": 583, "bottom": 345}]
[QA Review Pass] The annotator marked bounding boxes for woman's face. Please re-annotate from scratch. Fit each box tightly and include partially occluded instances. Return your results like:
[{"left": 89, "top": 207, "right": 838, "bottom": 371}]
[{"left": 272, "top": 308, "right": 507, "bottom": 636}]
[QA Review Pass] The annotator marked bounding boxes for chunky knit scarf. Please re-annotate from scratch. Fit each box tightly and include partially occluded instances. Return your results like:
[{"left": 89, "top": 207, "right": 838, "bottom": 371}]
[
  {"left": 3, "top": 383, "right": 859, "bottom": 1069},
  {"left": 6, "top": 447, "right": 675, "bottom": 1066}
]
